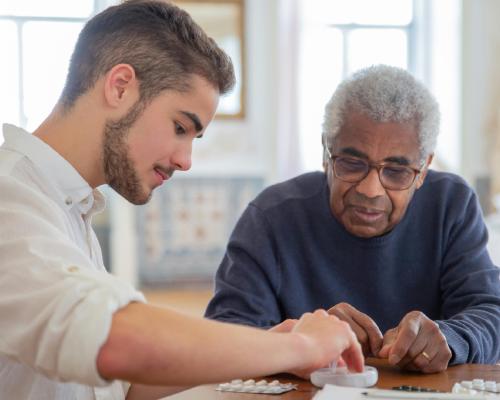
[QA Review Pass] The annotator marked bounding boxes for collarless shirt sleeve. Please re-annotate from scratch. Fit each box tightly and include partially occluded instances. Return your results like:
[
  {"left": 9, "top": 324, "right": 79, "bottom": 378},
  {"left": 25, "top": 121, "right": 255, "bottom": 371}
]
[{"left": 0, "top": 175, "right": 145, "bottom": 386}]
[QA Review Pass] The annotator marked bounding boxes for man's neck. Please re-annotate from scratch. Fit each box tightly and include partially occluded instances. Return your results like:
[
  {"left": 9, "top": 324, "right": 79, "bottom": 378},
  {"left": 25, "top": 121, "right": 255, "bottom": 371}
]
[{"left": 33, "top": 98, "right": 106, "bottom": 188}]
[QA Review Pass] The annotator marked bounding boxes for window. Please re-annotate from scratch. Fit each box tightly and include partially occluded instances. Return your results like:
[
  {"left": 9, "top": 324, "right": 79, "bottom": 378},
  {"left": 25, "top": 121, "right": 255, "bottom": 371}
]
[
  {"left": 297, "top": 0, "right": 461, "bottom": 173},
  {"left": 298, "top": 0, "right": 414, "bottom": 171},
  {"left": 0, "top": 1, "right": 104, "bottom": 143}
]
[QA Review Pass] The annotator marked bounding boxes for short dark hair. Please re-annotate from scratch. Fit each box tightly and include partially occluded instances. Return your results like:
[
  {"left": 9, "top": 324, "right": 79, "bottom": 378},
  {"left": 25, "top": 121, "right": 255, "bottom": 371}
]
[{"left": 60, "top": 0, "right": 235, "bottom": 109}]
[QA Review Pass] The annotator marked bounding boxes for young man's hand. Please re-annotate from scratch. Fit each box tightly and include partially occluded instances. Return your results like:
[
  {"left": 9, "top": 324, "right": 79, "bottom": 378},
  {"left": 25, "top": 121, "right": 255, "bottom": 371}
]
[{"left": 288, "top": 309, "right": 364, "bottom": 378}]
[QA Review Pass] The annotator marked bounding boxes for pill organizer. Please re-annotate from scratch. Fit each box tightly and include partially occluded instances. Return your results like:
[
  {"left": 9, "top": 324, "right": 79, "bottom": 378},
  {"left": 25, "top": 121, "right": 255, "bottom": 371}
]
[
  {"left": 310, "top": 365, "right": 378, "bottom": 388},
  {"left": 216, "top": 378, "right": 298, "bottom": 394}
]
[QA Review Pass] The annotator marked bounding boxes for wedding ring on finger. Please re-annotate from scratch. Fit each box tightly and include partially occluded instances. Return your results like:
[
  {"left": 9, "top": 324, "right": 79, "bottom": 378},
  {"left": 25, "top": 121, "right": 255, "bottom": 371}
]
[{"left": 420, "top": 351, "right": 431, "bottom": 361}]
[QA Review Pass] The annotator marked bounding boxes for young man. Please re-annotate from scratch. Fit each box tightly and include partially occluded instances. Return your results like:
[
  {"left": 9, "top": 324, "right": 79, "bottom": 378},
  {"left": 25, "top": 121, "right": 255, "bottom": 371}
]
[
  {"left": 0, "top": 1, "right": 363, "bottom": 399},
  {"left": 206, "top": 65, "right": 500, "bottom": 373}
]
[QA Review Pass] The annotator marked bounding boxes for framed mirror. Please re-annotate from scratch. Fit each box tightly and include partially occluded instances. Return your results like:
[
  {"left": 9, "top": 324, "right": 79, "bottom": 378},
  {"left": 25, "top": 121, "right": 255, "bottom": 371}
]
[{"left": 173, "top": 0, "right": 245, "bottom": 119}]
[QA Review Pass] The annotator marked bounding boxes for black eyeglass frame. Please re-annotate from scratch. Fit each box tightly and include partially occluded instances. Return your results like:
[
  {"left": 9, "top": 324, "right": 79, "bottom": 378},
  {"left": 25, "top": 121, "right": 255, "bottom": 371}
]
[{"left": 325, "top": 147, "right": 423, "bottom": 191}]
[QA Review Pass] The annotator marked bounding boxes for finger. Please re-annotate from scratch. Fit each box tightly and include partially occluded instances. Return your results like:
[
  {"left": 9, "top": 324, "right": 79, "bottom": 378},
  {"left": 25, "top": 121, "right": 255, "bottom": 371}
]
[
  {"left": 387, "top": 315, "right": 421, "bottom": 365},
  {"left": 327, "top": 318, "right": 364, "bottom": 373},
  {"left": 377, "top": 345, "right": 390, "bottom": 359},
  {"left": 341, "top": 335, "right": 364, "bottom": 373},
  {"left": 313, "top": 309, "right": 329, "bottom": 317},
  {"left": 349, "top": 310, "right": 383, "bottom": 356},
  {"left": 329, "top": 307, "right": 370, "bottom": 354},
  {"left": 420, "top": 335, "right": 452, "bottom": 373},
  {"left": 399, "top": 318, "right": 451, "bottom": 373},
  {"left": 412, "top": 349, "right": 433, "bottom": 369},
  {"left": 335, "top": 303, "right": 383, "bottom": 356},
  {"left": 329, "top": 308, "right": 366, "bottom": 347},
  {"left": 401, "top": 348, "right": 435, "bottom": 372},
  {"left": 378, "top": 328, "right": 397, "bottom": 358},
  {"left": 396, "top": 327, "right": 429, "bottom": 368}
]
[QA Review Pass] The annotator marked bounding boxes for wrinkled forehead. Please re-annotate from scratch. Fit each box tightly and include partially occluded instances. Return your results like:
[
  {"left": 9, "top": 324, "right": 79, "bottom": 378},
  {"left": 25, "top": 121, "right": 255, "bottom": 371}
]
[{"left": 332, "top": 112, "right": 421, "bottom": 164}]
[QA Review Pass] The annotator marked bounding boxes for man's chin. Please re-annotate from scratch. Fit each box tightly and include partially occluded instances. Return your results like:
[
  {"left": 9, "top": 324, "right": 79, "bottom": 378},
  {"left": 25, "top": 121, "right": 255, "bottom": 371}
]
[
  {"left": 116, "top": 188, "right": 152, "bottom": 205},
  {"left": 129, "top": 192, "right": 153, "bottom": 205},
  {"left": 343, "top": 221, "right": 388, "bottom": 238}
]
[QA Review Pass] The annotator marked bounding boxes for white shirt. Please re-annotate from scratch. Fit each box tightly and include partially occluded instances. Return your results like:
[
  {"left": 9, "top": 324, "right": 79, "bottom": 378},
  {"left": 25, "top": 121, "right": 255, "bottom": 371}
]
[{"left": 0, "top": 125, "right": 146, "bottom": 400}]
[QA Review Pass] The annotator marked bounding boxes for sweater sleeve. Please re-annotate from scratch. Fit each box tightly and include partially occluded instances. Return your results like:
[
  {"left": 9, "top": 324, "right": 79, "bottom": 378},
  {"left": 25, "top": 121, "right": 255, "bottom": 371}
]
[
  {"left": 436, "top": 189, "right": 500, "bottom": 364},
  {"left": 205, "top": 203, "right": 283, "bottom": 328}
]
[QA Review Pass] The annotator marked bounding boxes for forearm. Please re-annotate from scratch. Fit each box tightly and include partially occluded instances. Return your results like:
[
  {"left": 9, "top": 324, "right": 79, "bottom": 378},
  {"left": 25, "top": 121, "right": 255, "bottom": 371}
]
[
  {"left": 437, "top": 304, "right": 500, "bottom": 364},
  {"left": 97, "top": 302, "right": 313, "bottom": 386}
]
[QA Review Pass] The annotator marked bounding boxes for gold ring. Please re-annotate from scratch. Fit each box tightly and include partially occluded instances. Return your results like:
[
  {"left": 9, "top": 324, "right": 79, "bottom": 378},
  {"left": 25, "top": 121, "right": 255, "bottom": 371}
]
[{"left": 421, "top": 351, "right": 431, "bottom": 361}]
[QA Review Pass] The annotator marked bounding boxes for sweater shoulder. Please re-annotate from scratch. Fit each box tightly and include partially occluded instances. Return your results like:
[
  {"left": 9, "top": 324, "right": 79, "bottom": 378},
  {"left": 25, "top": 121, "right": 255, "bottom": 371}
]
[
  {"left": 412, "top": 170, "right": 479, "bottom": 225},
  {"left": 421, "top": 170, "right": 474, "bottom": 199},
  {"left": 250, "top": 171, "right": 326, "bottom": 212}
]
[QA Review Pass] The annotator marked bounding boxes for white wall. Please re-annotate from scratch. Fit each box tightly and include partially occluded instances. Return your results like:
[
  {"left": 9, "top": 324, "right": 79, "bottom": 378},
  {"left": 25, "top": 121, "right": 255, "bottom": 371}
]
[
  {"left": 187, "top": 0, "right": 280, "bottom": 181},
  {"left": 111, "top": 0, "right": 282, "bottom": 282},
  {"left": 461, "top": 0, "right": 500, "bottom": 186},
  {"left": 113, "top": 0, "right": 500, "bottom": 282}
]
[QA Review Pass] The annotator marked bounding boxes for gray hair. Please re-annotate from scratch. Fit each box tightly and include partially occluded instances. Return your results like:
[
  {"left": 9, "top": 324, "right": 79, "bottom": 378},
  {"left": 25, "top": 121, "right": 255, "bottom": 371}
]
[{"left": 322, "top": 65, "right": 440, "bottom": 164}]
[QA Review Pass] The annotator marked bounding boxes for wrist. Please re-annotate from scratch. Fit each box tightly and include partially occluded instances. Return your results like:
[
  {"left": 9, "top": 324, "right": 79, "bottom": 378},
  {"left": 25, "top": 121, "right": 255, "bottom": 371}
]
[{"left": 284, "top": 332, "right": 318, "bottom": 371}]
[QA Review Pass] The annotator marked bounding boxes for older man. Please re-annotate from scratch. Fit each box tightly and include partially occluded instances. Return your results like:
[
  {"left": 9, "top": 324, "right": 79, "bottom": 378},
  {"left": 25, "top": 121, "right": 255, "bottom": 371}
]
[{"left": 206, "top": 65, "right": 500, "bottom": 373}]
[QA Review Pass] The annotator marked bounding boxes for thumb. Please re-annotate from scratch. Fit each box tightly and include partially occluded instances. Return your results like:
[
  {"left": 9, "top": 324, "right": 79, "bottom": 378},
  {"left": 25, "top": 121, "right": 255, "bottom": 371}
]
[
  {"left": 378, "top": 328, "right": 398, "bottom": 358},
  {"left": 377, "top": 344, "right": 391, "bottom": 358}
]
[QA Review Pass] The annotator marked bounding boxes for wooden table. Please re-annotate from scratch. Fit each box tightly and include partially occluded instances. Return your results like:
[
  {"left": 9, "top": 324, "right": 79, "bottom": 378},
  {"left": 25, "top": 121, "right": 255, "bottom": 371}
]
[{"left": 167, "top": 358, "right": 500, "bottom": 399}]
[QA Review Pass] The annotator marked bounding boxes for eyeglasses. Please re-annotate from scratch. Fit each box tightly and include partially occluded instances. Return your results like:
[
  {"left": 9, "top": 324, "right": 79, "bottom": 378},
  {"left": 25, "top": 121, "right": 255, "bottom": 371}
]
[{"left": 325, "top": 148, "right": 422, "bottom": 191}]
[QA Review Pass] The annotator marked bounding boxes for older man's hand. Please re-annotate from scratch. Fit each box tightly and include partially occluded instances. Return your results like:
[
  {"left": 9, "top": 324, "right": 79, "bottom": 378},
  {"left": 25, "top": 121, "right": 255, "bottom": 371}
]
[
  {"left": 327, "top": 302, "right": 383, "bottom": 357},
  {"left": 378, "top": 311, "right": 452, "bottom": 373}
]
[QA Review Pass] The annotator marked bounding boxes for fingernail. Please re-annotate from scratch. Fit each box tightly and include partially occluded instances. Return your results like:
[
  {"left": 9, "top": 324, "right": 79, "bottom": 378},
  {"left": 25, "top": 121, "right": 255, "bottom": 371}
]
[{"left": 389, "top": 354, "right": 399, "bottom": 364}]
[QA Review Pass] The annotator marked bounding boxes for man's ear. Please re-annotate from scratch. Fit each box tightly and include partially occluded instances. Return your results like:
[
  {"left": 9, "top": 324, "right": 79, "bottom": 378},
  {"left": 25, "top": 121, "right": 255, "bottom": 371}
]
[
  {"left": 415, "top": 153, "right": 434, "bottom": 189},
  {"left": 103, "top": 64, "right": 139, "bottom": 109},
  {"left": 323, "top": 155, "right": 329, "bottom": 172}
]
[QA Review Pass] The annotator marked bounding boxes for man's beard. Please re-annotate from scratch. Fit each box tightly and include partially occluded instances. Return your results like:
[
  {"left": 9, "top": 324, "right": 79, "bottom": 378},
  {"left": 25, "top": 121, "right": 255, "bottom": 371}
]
[{"left": 102, "top": 101, "right": 152, "bottom": 205}]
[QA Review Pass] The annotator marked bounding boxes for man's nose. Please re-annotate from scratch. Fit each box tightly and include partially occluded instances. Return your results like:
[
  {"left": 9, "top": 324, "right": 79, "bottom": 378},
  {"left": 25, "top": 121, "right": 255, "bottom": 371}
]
[
  {"left": 355, "top": 168, "right": 386, "bottom": 198},
  {"left": 172, "top": 142, "right": 192, "bottom": 171}
]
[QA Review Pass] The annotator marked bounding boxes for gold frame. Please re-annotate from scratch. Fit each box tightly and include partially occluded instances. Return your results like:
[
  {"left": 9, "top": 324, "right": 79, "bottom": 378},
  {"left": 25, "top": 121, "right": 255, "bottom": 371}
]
[{"left": 173, "top": 0, "right": 246, "bottom": 119}]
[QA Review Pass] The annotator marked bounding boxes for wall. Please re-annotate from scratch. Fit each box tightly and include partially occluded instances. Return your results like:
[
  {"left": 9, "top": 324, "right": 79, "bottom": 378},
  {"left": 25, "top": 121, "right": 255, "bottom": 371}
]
[
  {"left": 112, "top": 0, "right": 500, "bottom": 284},
  {"left": 111, "top": 0, "right": 282, "bottom": 285},
  {"left": 462, "top": 0, "right": 500, "bottom": 201}
]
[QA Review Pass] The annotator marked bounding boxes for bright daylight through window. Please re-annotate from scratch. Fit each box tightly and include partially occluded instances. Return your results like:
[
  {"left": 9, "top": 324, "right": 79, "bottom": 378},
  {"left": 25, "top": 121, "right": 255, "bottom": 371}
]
[
  {"left": 298, "top": 0, "right": 413, "bottom": 171},
  {"left": 0, "top": 0, "right": 95, "bottom": 144}
]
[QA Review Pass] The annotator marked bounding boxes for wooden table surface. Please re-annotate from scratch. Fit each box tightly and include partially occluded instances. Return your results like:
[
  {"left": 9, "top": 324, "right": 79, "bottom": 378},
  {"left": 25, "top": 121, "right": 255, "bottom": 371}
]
[{"left": 166, "top": 358, "right": 500, "bottom": 399}]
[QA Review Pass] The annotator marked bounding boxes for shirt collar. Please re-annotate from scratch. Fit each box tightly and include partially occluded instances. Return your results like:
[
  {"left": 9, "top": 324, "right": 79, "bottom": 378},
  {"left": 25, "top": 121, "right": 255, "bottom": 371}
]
[{"left": 2, "top": 124, "right": 104, "bottom": 214}]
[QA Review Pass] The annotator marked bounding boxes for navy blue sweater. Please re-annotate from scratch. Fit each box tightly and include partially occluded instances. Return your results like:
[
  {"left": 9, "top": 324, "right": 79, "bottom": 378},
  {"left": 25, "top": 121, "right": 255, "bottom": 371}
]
[{"left": 206, "top": 170, "right": 500, "bottom": 364}]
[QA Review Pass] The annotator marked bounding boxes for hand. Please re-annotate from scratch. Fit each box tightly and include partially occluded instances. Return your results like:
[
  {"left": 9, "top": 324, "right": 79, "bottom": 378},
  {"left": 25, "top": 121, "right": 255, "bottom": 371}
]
[
  {"left": 269, "top": 319, "right": 299, "bottom": 333},
  {"left": 270, "top": 317, "right": 347, "bottom": 378},
  {"left": 378, "top": 311, "right": 452, "bottom": 373},
  {"left": 328, "top": 302, "right": 383, "bottom": 357},
  {"left": 289, "top": 309, "right": 364, "bottom": 378}
]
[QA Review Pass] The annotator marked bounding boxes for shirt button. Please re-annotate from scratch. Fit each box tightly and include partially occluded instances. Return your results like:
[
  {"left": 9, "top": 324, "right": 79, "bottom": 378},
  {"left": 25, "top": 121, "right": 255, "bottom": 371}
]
[
  {"left": 65, "top": 197, "right": 73, "bottom": 206},
  {"left": 67, "top": 266, "right": 79, "bottom": 273}
]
